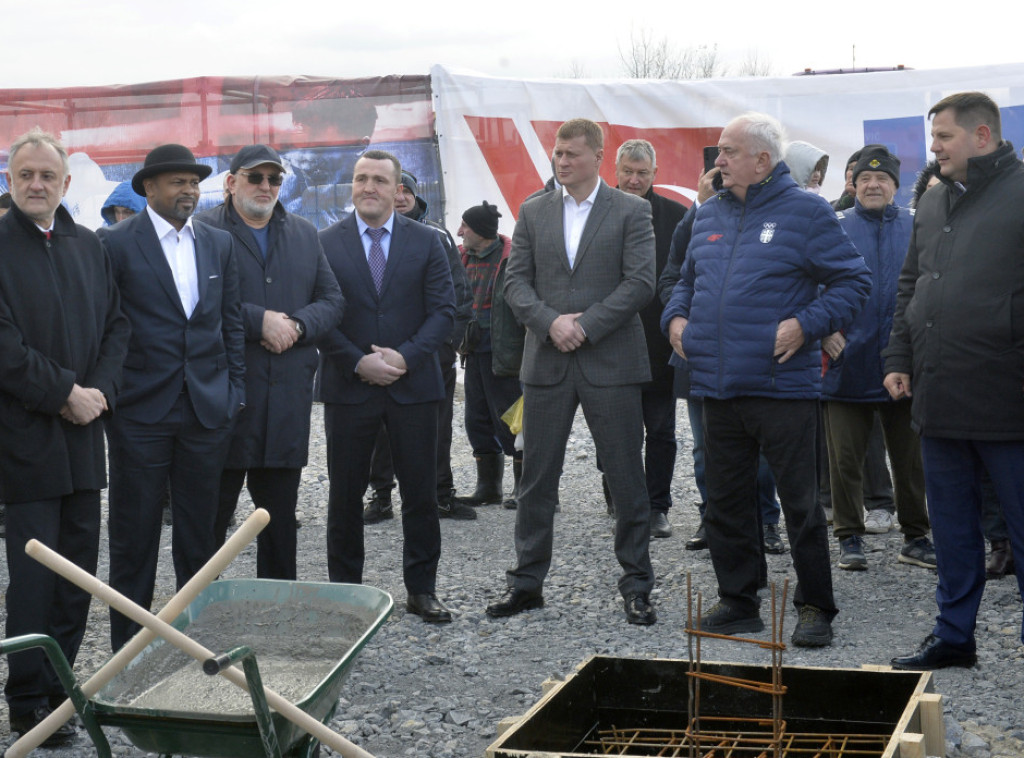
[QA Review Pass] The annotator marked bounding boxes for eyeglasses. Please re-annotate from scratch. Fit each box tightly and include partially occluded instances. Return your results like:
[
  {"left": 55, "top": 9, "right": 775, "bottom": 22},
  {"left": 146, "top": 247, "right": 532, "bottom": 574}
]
[{"left": 240, "top": 170, "right": 284, "bottom": 186}]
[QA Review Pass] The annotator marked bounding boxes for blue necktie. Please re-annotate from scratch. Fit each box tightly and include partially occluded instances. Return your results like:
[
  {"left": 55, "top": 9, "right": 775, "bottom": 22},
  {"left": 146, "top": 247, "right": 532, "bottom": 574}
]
[{"left": 367, "top": 227, "right": 386, "bottom": 293}]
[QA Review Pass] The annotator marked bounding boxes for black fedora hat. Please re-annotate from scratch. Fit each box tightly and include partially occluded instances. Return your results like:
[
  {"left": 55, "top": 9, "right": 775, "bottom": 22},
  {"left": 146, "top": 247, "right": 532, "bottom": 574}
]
[{"left": 132, "top": 144, "right": 213, "bottom": 196}]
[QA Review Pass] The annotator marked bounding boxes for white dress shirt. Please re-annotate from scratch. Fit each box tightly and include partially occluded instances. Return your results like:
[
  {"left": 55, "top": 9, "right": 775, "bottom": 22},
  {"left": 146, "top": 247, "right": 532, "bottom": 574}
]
[
  {"left": 562, "top": 181, "right": 601, "bottom": 268},
  {"left": 356, "top": 212, "right": 395, "bottom": 261},
  {"left": 147, "top": 205, "right": 199, "bottom": 318}
]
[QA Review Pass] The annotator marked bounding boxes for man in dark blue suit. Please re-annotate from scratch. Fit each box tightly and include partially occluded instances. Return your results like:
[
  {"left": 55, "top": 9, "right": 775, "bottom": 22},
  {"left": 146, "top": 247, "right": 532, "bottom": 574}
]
[
  {"left": 318, "top": 149, "right": 456, "bottom": 622},
  {"left": 99, "top": 144, "right": 245, "bottom": 651}
]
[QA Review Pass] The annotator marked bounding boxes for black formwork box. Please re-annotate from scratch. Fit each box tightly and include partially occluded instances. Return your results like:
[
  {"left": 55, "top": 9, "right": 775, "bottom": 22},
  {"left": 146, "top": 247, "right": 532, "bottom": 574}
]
[{"left": 486, "top": 655, "right": 939, "bottom": 758}]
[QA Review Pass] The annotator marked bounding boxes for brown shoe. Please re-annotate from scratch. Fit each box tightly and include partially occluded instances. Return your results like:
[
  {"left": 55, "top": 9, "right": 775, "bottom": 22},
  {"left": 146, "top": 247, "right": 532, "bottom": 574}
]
[{"left": 986, "top": 539, "right": 1015, "bottom": 580}]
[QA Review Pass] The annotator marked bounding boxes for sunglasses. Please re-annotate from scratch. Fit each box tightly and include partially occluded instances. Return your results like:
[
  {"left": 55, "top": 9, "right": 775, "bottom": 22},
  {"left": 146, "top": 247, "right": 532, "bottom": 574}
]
[{"left": 240, "top": 170, "right": 284, "bottom": 187}]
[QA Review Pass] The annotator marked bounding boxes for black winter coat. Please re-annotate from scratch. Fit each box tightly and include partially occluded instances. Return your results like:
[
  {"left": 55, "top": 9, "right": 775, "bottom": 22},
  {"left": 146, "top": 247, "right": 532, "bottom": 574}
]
[
  {"left": 196, "top": 200, "right": 344, "bottom": 467},
  {"left": 0, "top": 204, "right": 129, "bottom": 501},
  {"left": 884, "top": 142, "right": 1024, "bottom": 439}
]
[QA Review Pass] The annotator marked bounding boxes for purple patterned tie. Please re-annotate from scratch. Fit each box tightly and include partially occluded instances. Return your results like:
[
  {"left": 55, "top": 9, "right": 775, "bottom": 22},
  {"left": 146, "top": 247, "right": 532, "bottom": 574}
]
[{"left": 367, "top": 227, "right": 386, "bottom": 293}]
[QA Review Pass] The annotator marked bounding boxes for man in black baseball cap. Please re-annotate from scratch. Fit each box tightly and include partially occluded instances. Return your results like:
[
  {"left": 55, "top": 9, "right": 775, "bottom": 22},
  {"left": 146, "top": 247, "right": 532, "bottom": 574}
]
[{"left": 197, "top": 145, "right": 344, "bottom": 579}]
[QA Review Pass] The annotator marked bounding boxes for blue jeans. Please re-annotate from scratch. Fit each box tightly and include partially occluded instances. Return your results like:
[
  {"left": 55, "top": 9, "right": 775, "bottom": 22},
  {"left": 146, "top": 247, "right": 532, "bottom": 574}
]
[{"left": 920, "top": 436, "right": 1024, "bottom": 647}]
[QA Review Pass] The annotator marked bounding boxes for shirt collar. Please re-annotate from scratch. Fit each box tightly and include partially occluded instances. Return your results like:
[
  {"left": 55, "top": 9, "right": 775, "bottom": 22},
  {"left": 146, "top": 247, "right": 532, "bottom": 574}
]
[
  {"left": 561, "top": 180, "right": 601, "bottom": 208},
  {"left": 356, "top": 211, "right": 395, "bottom": 238},
  {"left": 147, "top": 205, "right": 196, "bottom": 240}
]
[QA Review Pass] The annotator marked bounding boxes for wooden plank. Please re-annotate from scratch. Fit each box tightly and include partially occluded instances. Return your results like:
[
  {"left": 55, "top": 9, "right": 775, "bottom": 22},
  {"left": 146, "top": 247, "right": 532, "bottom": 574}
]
[
  {"left": 919, "top": 693, "right": 945, "bottom": 757},
  {"left": 899, "top": 732, "right": 925, "bottom": 758}
]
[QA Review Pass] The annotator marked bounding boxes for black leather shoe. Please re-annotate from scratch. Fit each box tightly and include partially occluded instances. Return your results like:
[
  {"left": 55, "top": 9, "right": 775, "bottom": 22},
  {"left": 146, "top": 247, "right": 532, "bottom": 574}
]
[
  {"left": 986, "top": 539, "right": 1015, "bottom": 579},
  {"left": 406, "top": 593, "right": 453, "bottom": 623},
  {"left": 9, "top": 705, "right": 76, "bottom": 747},
  {"left": 486, "top": 588, "right": 544, "bottom": 618},
  {"left": 650, "top": 511, "right": 672, "bottom": 538},
  {"left": 686, "top": 523, "right": 707, "bottom": 551},
  {"left": 890, "top": 634, "right": 976, "bottom": 670},
  {"left": 763, "top": 523, "right": 787, "bottom": 554},
  {"left": 624, "top": 593, "right": 657, "bottom": 625}
]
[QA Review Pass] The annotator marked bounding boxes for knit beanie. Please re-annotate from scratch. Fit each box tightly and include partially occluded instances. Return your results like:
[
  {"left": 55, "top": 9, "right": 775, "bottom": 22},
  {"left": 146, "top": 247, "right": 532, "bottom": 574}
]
[
  {"left": 853, "top": 145, "right": 901, "bottom": 188},
  {"left": 399, "top": 170, "right": 418, "bottom": 196},
  {"left": 462, "top": 201, "right": 501, "bottom": 238}
]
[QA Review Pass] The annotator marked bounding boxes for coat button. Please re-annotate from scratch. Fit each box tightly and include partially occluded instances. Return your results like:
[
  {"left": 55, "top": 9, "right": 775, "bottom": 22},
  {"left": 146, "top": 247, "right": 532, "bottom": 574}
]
[
  {"left": 266, "top": 276, "right": 272, "bottom": 284},
  {"left": 943, "top": 225, "right": 952, "bottom": 233},
  {"left": 932, "top": 272, "right": 940, "bottom": 279},
  {"left": 926, "top": 320, "right": 934, "bottom": 328}
]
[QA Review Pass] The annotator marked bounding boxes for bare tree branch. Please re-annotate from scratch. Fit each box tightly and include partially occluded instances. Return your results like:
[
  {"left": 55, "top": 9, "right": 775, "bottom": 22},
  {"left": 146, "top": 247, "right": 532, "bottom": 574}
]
[
  {"left": 734, "top": 48, "right": 776, "bottom": 77},
  {"left": 619, "top": 30, "right": 729, "bottom": 80}
]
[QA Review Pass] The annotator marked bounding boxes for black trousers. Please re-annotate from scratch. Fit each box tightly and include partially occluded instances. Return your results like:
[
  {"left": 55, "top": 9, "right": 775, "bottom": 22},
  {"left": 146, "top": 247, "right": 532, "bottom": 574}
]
[
  {"left": 106, "top": 393, "right": 234, "bottom": 651},
  {"left": 463, "top": 349, "right": 521, "bottom": 458},
  {"left": 4, "top": 491, "right": 100, "bottom": 716},
  {"left": 324, "top": 394, "right": 441, "bottom": 595},
  {"left": 369, "top": 343, "right": 460, "bottom": 495},
  {"left": 216, "top": 467, "right": 302, "bottom": 580},
  {"left": 703, "top": 397, "right": 836, "bottom": 618}
]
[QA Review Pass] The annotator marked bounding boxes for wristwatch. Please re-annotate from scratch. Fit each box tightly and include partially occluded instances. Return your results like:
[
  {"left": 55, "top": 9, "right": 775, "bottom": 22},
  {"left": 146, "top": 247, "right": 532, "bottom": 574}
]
[{"left": 291, "top": 318, "right": 305, "bottom": 338}]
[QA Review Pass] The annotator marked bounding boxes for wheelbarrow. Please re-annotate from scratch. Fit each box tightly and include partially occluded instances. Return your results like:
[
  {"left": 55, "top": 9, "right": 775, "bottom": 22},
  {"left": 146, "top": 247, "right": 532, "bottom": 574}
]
[{"left": 1, "top": 579, "right": 392, "bottom": 758}]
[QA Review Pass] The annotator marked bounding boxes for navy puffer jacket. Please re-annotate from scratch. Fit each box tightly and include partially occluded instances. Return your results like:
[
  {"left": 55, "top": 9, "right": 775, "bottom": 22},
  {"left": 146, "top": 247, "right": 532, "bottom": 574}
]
[
  {"left": 661, "top": 162, "right": 870, "bottom": 400},
  {"left": 822, "top": 201, "right": 911, "bottom": 402}
]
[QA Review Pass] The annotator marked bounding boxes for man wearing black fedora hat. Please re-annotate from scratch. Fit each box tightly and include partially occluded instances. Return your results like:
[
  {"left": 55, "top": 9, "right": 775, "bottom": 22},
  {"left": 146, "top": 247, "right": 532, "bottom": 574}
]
[{"left": 99, "top": 143, "right": 245, "bottom": 651}]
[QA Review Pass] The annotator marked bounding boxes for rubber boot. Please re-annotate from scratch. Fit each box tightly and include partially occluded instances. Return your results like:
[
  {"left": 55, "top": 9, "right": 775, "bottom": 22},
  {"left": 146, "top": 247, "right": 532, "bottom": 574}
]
[
  {"left": 456, "top": 453, "right": 504, "bottom": 505},
  {"left": 504, "top": 459, "right": 522, "bottom": 509}
]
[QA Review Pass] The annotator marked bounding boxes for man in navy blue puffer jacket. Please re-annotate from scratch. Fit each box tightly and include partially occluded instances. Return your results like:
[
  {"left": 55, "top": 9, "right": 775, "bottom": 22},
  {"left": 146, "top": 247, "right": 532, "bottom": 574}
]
[
  {"left": 823, "top": 146, "right": 932, "bottom": 574},
  {"left": 662, "top": 112, "right": 870, "bottom": 647}
]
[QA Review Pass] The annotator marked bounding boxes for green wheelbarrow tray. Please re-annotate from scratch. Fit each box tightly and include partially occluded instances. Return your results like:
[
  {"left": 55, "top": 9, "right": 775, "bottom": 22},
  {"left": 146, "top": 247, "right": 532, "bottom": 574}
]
[{"left": 87, "top": 579, "right": 393, "bottom": 757}]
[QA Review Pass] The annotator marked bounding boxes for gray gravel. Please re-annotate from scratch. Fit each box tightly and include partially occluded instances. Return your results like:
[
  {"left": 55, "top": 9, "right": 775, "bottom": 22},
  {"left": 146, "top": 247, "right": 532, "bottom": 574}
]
[{"left": 2, "top": 392, "right": 1022, "bottom": 757}]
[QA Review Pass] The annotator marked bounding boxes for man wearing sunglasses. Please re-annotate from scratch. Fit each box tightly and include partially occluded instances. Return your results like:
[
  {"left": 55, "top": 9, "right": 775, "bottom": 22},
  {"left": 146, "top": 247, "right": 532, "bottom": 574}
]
[{"left": 197, "top": 145, "right": 344, "bottom": 580}]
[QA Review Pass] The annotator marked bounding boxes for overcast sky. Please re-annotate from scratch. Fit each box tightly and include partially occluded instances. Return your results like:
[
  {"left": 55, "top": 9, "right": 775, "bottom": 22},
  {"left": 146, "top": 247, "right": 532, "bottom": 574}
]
[{"left": 2, "top": 0, "right": 1018, "bottom": 88}]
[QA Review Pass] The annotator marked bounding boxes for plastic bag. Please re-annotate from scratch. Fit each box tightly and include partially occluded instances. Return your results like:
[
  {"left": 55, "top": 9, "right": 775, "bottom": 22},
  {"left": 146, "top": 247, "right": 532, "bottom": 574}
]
[{"left": 500, "top": 395, "right": 524, "bottom": 435}]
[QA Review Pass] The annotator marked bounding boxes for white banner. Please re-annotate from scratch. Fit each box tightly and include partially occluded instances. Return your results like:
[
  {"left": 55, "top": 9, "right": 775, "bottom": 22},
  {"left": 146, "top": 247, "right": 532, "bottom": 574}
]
[{"left": 432, "top": 63, "right": 1024, "bottom": 236}]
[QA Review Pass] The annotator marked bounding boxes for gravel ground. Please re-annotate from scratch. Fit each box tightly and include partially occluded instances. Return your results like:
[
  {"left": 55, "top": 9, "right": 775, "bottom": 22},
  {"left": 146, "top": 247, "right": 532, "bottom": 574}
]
[{"left": 2, "top": 391, "right": 1022, "bottom": 757}]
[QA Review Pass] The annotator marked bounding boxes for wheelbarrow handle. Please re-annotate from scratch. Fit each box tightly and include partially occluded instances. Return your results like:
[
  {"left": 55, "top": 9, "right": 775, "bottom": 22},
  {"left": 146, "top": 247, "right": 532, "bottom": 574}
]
[
  {"left": 5, "top": 508, "right": 271, "bottom": 758},
  {"left": 24, "top": 538, "right": 377, "bottom": 758}
]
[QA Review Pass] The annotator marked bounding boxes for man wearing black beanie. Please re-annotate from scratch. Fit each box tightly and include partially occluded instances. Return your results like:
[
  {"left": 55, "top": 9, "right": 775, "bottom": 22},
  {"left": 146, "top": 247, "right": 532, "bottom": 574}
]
[{"left": 455, "top": 201, "right": 525, "bottom": 509}]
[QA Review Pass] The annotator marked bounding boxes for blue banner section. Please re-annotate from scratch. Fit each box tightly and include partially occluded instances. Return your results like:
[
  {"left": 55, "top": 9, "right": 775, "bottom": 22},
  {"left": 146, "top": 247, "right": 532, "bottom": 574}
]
[
  {"left": 863, "top": 116, "right": 926, "bottom": 208},
  {"left": 999, "top": 104, "right": 1024, "bottom": 158}
]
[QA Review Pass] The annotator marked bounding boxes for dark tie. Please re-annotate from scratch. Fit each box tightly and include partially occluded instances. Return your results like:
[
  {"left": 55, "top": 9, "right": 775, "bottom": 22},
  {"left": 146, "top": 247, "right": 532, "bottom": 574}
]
[{"left": 367, "top": 227, "right": 386, "bottom": 293}]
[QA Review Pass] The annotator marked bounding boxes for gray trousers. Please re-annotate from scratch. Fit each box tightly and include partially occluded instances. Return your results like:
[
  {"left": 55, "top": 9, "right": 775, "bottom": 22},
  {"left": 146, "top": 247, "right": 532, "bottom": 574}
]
[{"left": 508, "top": 361, "right": 654, "bottom": 598}]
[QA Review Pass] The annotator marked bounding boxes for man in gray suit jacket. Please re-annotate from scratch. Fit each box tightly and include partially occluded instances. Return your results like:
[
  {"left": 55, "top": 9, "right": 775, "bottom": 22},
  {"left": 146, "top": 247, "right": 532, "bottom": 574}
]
[{"left": 485, "top": 118, "right": 658, "bottom": 625}]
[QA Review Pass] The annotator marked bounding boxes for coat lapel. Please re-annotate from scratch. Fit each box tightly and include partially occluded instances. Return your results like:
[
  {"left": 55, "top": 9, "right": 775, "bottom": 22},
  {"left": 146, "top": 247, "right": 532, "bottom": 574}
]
[
  {"left": 572, "top": 182, "right": 611, "bottom": 269},
  {"left": 342, "top": 216, "right": 379, "bottom": 298},
  {"left": 134, "top": 211, "right": 187, "bottom": 318},
  {"left": 193, "top": 222, "right": 212, "bottom": 311},
  {"left": 540, "top": 190, "right": 571, "bottom": 274},
  {"left": 380, "top": 215, "right": 405, "bottom": 297}
]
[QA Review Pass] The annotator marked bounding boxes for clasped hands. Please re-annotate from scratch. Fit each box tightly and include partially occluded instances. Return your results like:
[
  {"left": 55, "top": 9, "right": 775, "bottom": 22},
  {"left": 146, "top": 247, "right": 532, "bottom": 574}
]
[
  {"left": 549, "top": 313, "right": 586, "bottom": 353},
  {"left": 261, "top": 309, "right": 299, "bottom": 354},
  {"left": 356, "top": 345, "right": 407, "bottom": 386},
  {"left": 60, "top": 383, "right": 107, "bottom": 425}
]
